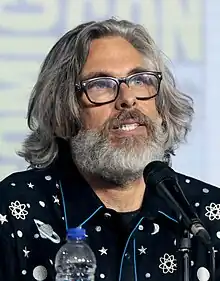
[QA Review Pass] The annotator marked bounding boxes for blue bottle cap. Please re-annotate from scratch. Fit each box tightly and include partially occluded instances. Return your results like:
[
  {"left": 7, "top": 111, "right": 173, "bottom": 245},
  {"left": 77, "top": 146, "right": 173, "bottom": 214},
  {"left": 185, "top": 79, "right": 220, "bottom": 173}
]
[{"left": 67, "top": 227, "right": 86, "bottom": 240}]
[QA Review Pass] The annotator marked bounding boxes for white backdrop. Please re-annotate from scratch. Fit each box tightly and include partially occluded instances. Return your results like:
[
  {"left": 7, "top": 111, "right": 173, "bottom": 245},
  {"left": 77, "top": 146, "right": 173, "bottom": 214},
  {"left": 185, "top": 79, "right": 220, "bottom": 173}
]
[{"left": 0, "top": 0, "right": 219, "bottom": 186}]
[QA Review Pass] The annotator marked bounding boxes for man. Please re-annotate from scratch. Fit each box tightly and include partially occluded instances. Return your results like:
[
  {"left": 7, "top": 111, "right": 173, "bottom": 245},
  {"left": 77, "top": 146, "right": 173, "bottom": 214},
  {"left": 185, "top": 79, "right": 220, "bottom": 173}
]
[{"left": 0, "top": 18, "right": 219, "bottom": 281}]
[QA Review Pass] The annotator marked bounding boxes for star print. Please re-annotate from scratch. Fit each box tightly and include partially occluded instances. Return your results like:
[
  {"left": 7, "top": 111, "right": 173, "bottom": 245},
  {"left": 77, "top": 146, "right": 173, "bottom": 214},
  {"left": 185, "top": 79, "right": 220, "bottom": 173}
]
[
  {"left": 138, "top": 245, "right": 147, "bottom": 255},
  {"left": 205, "top": 202, "right": 220, "bottom": 220},
  {"left": 52, "top": 195, "right": 60, "bottom": 205},
  {"left": 23, "top": 246, "right": 30, "bottom": 258},
  {"left": 159, "top": 253, "right": 177, "bottom": 274},
  {"left": 99, "top": 247, "right": 108, "bottom": 255},
  {"left": 27, "top": 182, "right": 34, "bottom": 189},
  {"left": 0, "top": 214, "right": 8, "bottom": 225}
]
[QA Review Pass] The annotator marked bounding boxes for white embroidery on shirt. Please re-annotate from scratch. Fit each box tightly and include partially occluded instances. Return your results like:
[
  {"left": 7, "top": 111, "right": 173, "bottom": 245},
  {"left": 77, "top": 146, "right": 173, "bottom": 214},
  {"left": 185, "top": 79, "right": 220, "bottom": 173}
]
[
  {"left": 99, "top": 247, "right": 108, "bottom": 255},
  {"left": 34, "top": 219, "right": 61, "bottom": 244},
  {"left": 203, "top": 188, "right": 209, "bottom": 194},
  {"left": 9, "top": 201, "right": 28, "bottom": 220},
  {"left": 138, "top": 245, "right": 147, "bottom": 255},
  {"left": 23, "top": 246, "right": 30, "bottom": 258},
  {"left": 45, "top": 175, "right": 52, "bottom": 181},
  {"left": 39, "top": 201, "right": 46, "bottom": 208},
  {"left": 17, "top": 230, "right": 23, "bottom": 238},
  {"left": 159, "top": 253, "right": 177, "bottom": 274},
  {"left": 52, "top": 195, "right": 60, "bottom": 205},
  {"left": 33, "top": 265, "right": 47, "bottom": 280},
  {"left": 205, "top": 202, "right": 220, "bottom": 220},
  {"left": 197, "top": 267, "right": 210, "bottom": 281},
  {"left": 27, "top": 182, "right": 34, "bottom": 189},
  {"left": 22, "top": 270, "right": 27, "bottom": 275},
  {"left": 151, "top": 223, "right": 160, "bottom": 235},
  {"left": 0, "top": 214, "right": 8, "bottom": 225}
]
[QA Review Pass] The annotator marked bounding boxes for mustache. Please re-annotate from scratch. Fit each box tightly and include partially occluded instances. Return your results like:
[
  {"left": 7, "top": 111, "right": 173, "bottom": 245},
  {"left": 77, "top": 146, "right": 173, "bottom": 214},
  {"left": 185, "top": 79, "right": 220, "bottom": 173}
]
[{"left": 104, "top": 109, "right": 157, "bottom": 133}]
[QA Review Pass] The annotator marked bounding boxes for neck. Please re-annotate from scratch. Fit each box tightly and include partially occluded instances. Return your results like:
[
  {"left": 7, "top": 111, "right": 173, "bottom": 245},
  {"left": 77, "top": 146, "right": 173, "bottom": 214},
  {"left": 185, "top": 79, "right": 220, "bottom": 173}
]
[{"left": 84, "top": 175, "right": 146, "bottom": 212}]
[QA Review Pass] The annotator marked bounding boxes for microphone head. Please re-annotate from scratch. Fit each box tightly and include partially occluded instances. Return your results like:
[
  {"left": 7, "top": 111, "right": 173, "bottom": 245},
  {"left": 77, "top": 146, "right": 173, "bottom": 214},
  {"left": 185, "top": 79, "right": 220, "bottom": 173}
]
[
  {"left": 144, "top": 161, "right": 213, "bottom": 248},
  {"left": 144, "top": 161, "right": 177, "bottom": 187}
]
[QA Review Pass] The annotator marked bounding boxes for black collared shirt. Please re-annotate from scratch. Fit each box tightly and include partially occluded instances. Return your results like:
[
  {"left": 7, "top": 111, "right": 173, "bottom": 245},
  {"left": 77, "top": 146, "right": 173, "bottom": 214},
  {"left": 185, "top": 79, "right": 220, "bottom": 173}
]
[{"left": 0, "top": 162, "right": 220, "bottom": 281}]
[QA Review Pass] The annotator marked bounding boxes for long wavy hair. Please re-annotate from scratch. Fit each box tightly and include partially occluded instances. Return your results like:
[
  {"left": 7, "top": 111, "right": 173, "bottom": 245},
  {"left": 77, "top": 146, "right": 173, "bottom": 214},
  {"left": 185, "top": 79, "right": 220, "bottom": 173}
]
[{"left": 18, "top": 18, "right": 194, "bottom": 168}]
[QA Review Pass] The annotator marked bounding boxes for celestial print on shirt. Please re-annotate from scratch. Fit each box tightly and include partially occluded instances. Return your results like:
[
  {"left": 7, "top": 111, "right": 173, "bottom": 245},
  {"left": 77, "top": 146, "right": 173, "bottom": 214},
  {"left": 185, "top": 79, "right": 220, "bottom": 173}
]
[
  {"left": 9, "top": 200, "right": 28, "bottom": 220},
  {"left": 197, "top": 267, "right": 210, "bottom": 281},
  {"left": 159, "top": 253, "right": 177, "bottom": 274},
  {"left": 23, "top": 246, "right": 30, "bottom": 258},
  {"left": 27, "top": 182, "right": 34, "bottom": 189},
  {"left": 0, "top": 214, "right": 8, "bottom": 225},
  {"left": 34, "top": 219, "right": 61, "bottom": 244},
  {"left": 138, "top": 245, "right": 147, "bottom": 255},
  {"left": 99, "top": 247, "right": 108, "bottom": 255},
  {"left": 205, "top": 203, "right": 220, "bottom": 220},
  {"left": 33, "top": 265, "right": 48, "bottom": 281},
  {"left": 151, "top": 223, "right": 160, "bottom": 235}
]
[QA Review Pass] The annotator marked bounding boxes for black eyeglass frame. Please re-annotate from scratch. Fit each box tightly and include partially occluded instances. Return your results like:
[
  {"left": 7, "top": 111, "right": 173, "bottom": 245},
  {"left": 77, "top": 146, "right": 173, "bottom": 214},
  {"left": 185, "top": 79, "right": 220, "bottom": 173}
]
[{"left": 75, "top": 71, "right": 162, "bottom": 105}]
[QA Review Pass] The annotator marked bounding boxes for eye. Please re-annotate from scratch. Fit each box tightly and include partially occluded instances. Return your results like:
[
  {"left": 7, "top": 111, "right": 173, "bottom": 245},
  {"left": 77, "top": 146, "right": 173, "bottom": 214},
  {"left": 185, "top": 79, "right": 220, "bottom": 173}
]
[
  {"left": 87, "top": 78, "right": 115, "bottom": 91},
  {"left": 130, "top": 73, "right": 158, "bottom": 87},
  {"left": 131, "top": 75, "right": 146, "bottom": 86}
]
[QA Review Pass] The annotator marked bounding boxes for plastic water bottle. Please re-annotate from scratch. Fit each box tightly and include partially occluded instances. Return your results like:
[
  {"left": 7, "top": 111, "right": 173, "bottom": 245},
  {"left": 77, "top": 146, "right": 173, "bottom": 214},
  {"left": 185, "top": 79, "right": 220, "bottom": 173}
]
[{"left": 55, "top": 227, "right": 97, "bottom": 281}]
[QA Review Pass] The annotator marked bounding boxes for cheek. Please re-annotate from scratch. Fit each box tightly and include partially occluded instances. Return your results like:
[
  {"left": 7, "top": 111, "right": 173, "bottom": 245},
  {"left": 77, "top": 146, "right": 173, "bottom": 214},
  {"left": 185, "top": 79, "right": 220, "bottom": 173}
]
[
  {"left": 139, "top": 99, "right": 159, "bottom": 119},
  {"left": 80, "top": 107, "right": 113, "bottom": 130},
  {"left": 80, "top": 93, "right": 116, "bottom": 130}
]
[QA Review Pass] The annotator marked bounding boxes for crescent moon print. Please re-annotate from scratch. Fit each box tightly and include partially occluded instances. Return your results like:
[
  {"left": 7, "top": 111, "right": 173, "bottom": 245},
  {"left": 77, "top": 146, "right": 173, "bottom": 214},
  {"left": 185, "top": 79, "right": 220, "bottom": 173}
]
[
  {"left": 151, "top": 223, "right": 160, "bottom": 235},
  {"left": 34, "top": 219, "right": 61, "bottom": 244}
]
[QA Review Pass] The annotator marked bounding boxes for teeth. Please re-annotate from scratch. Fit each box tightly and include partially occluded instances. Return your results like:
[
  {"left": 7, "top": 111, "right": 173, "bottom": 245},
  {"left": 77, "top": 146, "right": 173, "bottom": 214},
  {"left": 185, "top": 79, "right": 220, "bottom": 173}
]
[{"left": 119, "top": 123, "right": 139, "bottom": 131}]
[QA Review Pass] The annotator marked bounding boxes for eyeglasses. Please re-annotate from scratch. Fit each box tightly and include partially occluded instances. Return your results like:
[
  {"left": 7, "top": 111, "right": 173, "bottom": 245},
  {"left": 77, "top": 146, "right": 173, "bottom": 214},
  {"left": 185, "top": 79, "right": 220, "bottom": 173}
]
[{"left": 75, "top": 71, "right": 162, "bottom": 105}]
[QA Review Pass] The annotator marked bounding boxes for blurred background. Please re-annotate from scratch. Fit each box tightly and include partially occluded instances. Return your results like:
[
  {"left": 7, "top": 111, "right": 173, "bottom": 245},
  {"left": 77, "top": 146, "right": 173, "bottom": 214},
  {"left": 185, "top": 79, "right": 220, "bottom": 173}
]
[{"left": 0, "top": 0, "right": 219, "bottom": 186}]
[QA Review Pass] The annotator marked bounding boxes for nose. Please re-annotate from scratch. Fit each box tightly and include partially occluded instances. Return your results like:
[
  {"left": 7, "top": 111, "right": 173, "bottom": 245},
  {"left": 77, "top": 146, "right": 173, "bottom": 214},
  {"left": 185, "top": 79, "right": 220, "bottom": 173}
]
[{"left": 115, "top": 83, "right": 136, "bottom": 110}]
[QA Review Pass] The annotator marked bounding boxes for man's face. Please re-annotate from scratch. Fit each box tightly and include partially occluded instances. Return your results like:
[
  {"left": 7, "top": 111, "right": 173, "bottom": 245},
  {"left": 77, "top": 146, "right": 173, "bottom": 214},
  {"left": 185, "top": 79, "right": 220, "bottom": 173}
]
[
  {"left": 71, "top": 36, "right": 166, "bottom": 186},
  {"left": 79, "top": 36, "right": 160, "bottom": 140}
]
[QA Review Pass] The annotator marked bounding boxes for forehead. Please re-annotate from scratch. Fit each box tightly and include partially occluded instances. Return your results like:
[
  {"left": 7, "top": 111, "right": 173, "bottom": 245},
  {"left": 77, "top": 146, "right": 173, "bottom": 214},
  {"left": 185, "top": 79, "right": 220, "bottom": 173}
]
[{"left": 81, "top": 36, "right": 147, "bottom": 78}]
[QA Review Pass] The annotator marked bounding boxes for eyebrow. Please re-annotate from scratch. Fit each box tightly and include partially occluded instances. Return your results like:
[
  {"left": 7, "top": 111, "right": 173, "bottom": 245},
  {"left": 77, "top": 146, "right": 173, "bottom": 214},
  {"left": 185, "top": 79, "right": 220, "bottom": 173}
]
[{"left": 80, "top": 66, "right": 149, "bottom": 81}]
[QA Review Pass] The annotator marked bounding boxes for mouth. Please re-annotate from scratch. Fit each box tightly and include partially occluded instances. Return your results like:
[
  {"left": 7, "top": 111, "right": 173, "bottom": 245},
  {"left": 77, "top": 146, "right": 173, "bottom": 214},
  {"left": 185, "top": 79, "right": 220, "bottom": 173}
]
[
  {"left": 111, "top": 120, "right": 146, "bottom": 137},
  {"left": 114, "top": 123, "right": 141, "bottom": 132}
]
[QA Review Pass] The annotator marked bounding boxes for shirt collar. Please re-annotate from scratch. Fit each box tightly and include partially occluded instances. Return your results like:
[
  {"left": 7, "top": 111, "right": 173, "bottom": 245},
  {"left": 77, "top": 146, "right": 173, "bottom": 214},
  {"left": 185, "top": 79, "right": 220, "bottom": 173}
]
[{"left": 53, "top": 139, "right": 178, "bottom": 228}]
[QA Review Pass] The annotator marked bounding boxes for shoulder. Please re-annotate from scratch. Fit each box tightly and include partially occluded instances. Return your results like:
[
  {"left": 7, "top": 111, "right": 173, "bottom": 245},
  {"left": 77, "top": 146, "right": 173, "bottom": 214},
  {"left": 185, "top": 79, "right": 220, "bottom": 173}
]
[
  {"left": 177, "top": 172, "right": 220, "bottom": 241},
  {"left": 0, "top": 166, "right": 58, "bottom": 212},
  {"left": 0, "top": 166, "right": 57, "bottom": 189},
  {"left": 177, "top": 172, "right": 220, "bottom": 200},
  {"left": 1, "top": 168, "right": 39, "bottom": 187},
  {"left": 0, "top": 166, "right": 53, "bottom": 185}
]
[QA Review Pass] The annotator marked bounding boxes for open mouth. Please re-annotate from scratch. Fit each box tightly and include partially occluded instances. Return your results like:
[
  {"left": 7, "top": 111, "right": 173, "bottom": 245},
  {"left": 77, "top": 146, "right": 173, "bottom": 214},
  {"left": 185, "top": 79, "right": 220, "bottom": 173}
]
[{"left": 115, "top": 123, "right": 140, "bottom": 131}]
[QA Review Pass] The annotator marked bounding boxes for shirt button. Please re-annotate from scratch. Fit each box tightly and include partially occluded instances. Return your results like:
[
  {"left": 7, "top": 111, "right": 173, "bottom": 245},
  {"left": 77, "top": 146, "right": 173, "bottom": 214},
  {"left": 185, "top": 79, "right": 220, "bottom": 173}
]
[
  {"left": 104, "top": 212, "right": 111, "bottom": 219},
  {"left": 138, "top": 224, "right": 144, "bottom": 231},
  {"left": 95, "top": 226, "right": 102, "bottom": 232},
  {"left": 125, "top": 252, "right": 131, "bottom": 259}
]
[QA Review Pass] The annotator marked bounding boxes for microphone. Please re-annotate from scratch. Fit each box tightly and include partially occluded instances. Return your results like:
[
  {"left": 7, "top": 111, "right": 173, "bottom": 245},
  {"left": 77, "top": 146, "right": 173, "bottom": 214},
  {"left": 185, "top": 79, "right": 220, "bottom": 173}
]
[{"left": 144, "top": 161, "right": 212, "bottom": 247}]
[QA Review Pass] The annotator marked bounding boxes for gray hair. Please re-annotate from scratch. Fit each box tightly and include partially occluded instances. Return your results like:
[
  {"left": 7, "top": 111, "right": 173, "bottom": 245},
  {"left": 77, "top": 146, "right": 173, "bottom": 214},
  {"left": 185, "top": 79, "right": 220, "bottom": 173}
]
[{"left": 18, "top": 18, "right": 194, "bottom": 168}]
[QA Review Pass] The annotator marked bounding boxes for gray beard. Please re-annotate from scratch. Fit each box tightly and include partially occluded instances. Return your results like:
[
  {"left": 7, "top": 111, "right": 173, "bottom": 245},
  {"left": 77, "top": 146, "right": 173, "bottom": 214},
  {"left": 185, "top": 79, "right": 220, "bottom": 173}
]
[{"left": 71, "top": 122, "right": 167, "bottom": 186}]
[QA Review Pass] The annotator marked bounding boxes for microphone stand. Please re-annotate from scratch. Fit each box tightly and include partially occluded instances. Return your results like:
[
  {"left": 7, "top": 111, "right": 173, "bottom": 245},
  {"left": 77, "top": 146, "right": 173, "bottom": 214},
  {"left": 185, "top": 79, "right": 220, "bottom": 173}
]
[
  {"left": 209, "top": 247, "right": 216, "bottom": 281},
  {"left": 178, "top": 230, "right": 216, "bottom": 281},
  {"left": 178, "top": 230, "right": 191, "bottom": 281}
]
